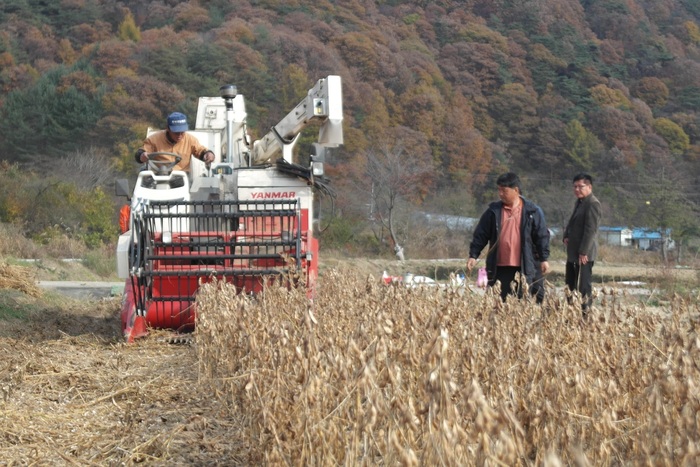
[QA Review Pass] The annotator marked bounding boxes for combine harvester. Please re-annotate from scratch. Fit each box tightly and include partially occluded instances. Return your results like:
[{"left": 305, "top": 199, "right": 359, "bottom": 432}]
[{"left": 115, "top": 76, "right": 343, "bottom": 342}]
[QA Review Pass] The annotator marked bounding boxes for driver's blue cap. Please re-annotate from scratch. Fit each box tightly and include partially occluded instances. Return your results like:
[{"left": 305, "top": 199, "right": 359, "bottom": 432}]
[{"left": 167, "top": 112, "right": 189, "bottom": 132}]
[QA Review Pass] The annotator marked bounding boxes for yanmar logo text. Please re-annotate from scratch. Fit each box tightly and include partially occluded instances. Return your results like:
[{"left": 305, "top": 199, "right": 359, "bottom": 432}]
[{"left": 250, "top": 191, "right": 296, "bottom": 199}]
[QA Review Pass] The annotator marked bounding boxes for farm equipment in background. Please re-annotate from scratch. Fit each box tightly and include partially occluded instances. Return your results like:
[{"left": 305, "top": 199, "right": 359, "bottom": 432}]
[{"left": 115, "top": 76, "right": 343, "bottom": 342}]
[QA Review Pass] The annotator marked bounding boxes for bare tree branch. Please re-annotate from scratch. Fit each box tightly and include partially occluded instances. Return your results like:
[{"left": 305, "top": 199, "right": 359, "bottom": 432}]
[
  {"left": 364, "top": 127, "right": 435, "bottom": 259},
  {"left": 50, "top": 146, "right": 118, "bottom": 191}
]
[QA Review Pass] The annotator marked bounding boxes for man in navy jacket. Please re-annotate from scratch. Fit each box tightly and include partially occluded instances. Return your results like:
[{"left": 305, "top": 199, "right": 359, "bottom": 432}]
[{"left": 467, "top": 173, "right": 551, "bottom": 302}]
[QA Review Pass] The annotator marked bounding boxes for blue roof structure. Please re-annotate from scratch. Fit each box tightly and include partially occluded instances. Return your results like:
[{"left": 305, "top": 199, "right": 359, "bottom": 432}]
[
  {"left": 631, "top": 228, "right": 670, "bottom": 240},
  {"left": 599, "top": 226, "right": 630, "bottom": 232}
]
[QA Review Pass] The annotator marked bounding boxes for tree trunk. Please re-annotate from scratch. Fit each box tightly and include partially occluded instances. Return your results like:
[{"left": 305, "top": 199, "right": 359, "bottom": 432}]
[
  {"left": 660, "top": 232, "right": 668, "bottom": 262},
  {"left": 394, "top": 244, "right": 405, "bottom": 261},
  {"left": 388, "top": 208, "right": 404, "bottom": 261}
]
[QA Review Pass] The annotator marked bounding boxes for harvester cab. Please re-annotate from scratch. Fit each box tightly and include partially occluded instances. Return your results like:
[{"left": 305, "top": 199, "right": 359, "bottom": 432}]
[{"left": 115, "top": 76, "right": 343, "bottom": 342}]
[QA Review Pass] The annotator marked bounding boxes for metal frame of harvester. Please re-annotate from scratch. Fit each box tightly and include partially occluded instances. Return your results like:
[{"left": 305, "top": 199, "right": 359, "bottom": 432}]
[{"left": 115, "top": 76, "right": 343, "bottom": 342}]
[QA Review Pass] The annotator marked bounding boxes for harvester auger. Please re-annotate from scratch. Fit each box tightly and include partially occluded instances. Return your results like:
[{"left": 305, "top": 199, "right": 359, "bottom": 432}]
[{"left": 115, "top": 76, "right": 343, "bottom": 342}]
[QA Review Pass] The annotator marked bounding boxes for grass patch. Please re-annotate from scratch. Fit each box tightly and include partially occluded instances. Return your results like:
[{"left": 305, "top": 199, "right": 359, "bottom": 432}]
[
  {"left": 0, "top": 289, "right": 35, "bottom": 321},
  {"left": 82, "top": 248, "right": 118, "bottom": 279}
]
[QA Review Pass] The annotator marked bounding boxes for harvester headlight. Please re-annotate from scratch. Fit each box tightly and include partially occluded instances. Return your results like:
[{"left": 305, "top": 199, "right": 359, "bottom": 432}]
[
  {"left": 310, "top": 143, "right": 326, "bottom": 177},
  {"left": 313, "top": 98, "right": 326, "bottom": 116}
]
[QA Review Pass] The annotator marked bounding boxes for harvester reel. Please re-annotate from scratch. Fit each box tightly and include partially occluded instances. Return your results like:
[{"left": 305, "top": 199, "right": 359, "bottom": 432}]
[{"left": 147, "top": 152, "right": 182, "bottom": 175}]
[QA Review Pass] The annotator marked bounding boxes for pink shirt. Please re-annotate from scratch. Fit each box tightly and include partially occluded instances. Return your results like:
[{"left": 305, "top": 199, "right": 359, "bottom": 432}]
[{"left": 497, "top": 201, "right": 522, "bottom": 267}]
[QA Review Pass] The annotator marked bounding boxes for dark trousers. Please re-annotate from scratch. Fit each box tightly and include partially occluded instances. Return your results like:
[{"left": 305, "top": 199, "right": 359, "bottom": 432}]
[
  {"left": 494, "top": 266, "right": 520, "bottom": 301},
  {"left": 493, "top": 266, "right": 544, "bottom": 303},
  {"left": 494, "top": 266, "right": 523, "bottom": 302},
  {"left": 565, "top": 261, "right": 594, "bottom": 310},
  {"left": 530, "top": 264, "right": 545, "bottom": 304}
]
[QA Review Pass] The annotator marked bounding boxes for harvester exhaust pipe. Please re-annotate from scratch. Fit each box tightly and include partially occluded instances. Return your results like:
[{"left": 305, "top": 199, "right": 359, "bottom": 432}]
[{"left": 220, "top": 84, "right": 238, "bottom": 164}]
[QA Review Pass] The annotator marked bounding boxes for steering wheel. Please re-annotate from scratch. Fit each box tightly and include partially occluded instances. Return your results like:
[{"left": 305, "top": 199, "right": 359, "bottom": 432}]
[{"left": 146, "top": 152, "right": 182, "bottom": 175}]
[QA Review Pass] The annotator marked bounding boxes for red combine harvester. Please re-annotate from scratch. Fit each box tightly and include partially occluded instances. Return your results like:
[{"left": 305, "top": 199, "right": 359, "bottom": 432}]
[{"left": 115, "top": 76, "right": 343, "bottom": 342}]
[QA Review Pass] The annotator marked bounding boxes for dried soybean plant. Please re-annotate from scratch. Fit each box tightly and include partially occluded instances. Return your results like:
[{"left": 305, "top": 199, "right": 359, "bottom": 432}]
[{"left": 195, "top": 269, "right": 700, "bottom": 465}]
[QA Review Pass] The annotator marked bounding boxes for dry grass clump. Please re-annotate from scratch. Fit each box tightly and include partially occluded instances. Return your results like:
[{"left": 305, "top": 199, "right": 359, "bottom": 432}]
[
  {"left": 39, "top": 233, "right": 89, "bottom": 260},
  {"left": 196, "top": 269, "right": 700, "bottom": 465},
  {"left": 0, "top": 223, "right": 44, "bottom": 259},
  {"left": 0, "top": 261, "right": 41, "bottom": 297},
  {"left": 0, "top": 222, "right": 88, "bottom": 261}
]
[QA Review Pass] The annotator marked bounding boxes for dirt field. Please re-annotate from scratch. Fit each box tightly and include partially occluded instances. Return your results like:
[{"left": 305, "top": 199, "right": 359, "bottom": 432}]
[{"left": 0, "top": 260, "right": 238, "bottom": 465}]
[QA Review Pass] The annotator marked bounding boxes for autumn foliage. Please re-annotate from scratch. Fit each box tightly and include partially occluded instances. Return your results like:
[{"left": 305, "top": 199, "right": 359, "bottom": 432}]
[{"left": 0, "top": 0, "right": 698, "bottom": 251}]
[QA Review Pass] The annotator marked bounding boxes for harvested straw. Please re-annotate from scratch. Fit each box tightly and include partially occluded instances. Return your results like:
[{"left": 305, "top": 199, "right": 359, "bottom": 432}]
[{"left": 0, "top": 262, "right": 41, "bottom": 297}]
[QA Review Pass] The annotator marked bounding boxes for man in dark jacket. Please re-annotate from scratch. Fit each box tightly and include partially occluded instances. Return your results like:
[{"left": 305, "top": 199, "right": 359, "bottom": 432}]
[
  {"left": 467, "top": 173, "right": 551, "bottom": 302},
  {"left": 563, "top": 173, "right": 602, "bottom": 316}
]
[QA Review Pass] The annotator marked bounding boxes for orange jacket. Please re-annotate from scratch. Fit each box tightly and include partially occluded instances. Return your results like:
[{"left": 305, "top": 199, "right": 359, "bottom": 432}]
[
  {"left": 140, "top": 130, "right": 210, "bottom": 172},
  {"left": 119, "top": 205, "right": 130, "bottom": 233}
]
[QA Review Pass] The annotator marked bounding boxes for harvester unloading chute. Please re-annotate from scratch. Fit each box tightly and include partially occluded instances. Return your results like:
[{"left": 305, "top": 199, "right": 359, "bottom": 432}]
[{"left": 249, "top": 75, "right": 343, "bottom": 165}]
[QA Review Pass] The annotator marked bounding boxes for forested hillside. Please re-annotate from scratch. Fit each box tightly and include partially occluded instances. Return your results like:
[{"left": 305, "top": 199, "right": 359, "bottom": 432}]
[{"left": 1, "top": 0, "right": 699, "bottom": 257}]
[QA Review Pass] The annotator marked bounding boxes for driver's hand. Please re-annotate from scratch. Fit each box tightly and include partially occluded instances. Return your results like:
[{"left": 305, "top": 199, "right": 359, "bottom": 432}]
[
  {"left": 139, "top": 152, "right": 148, "bottom": 163},
  {"left": 202, "top": 152, "right": 215, "bottom": 163}
]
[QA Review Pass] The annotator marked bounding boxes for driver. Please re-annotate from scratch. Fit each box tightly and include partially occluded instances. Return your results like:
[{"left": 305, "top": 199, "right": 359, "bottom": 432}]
[{"left": 135, "top": 112, "right": 215, "bottom": 171}]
